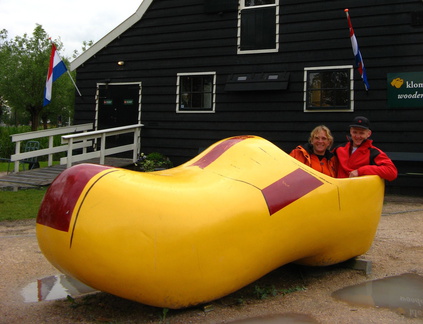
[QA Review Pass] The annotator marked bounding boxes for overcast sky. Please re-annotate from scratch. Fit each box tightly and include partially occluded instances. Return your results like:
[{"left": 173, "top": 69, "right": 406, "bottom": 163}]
[{"left": 0, "top": 0, "right": 143, "bottom": 58}]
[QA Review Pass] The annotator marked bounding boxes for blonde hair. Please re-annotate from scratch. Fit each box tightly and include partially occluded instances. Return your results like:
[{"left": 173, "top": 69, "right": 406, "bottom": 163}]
[{"left": 308, "top": 125, "right": 334, "bottom": 149}]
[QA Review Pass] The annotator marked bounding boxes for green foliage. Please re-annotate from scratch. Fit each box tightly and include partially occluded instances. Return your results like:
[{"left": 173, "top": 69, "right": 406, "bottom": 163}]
[
  {"left": 0, "top": 126, "right": 30, "bottom": 158},
  {"left": 280, "top": 285, "right": 306, "bottom": 295},
  {"left": 72, "top": 40, "right": 94, "bottom": 59},
  {"left": 0, "top": 187, "right": 47, "bottom": 221},
  {"left": 0, "top": 26, "right": 74, "bottom": 130},
  {"left": 135, "top": 152, "right": 173, "bottom": 172},
  {"left": 254, "top": 284, "right": 279, "bottom": 299},
  {"left": 159, "top": 308, "right": 169, "bottom": 323}
]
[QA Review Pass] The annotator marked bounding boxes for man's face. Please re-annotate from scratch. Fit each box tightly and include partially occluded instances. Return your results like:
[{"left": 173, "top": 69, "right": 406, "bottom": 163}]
[{"left": 350, "top": 127, "right": 372, "bottom": 147}]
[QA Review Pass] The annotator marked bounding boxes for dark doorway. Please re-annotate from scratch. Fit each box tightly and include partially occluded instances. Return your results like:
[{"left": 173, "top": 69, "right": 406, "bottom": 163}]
[{"left": 97, "top": 82, "right": 141, "bottom": 156}]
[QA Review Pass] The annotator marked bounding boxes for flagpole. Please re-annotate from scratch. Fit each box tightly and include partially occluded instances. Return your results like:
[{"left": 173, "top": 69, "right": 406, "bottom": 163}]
[
  {"left": 50, "top": 39, "right": 82, "bottom": 97},
  {"left": 344, "top": 9, "right": 370, "bottom": 91},
  {"left": 65, "top": 68, "right": 82, "bottom": 97}
]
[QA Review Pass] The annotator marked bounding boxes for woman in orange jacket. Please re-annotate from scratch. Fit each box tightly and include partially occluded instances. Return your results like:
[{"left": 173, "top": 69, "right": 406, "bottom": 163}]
[{"left": 289, "top": 125, "right": 338, "bottom": 177}]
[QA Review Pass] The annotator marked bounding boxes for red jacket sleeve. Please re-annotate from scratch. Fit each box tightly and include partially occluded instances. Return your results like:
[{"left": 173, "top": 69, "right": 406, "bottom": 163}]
[{"left": 357, "top": 150, "right": 398, "bottom": 181}]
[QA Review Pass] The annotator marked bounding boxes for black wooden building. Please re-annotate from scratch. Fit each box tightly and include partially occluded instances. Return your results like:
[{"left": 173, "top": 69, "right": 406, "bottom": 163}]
[{"left": 70, "top": 0, "right": 423, "bottom": 194}]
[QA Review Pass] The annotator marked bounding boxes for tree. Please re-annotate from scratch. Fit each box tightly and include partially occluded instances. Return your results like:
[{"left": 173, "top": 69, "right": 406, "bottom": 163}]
[
  {"left": 0, "top": 25, "right": 75, "bottom": 130},
  {"left": 72, "top": 40, "right": 94, "bottom": 59}
]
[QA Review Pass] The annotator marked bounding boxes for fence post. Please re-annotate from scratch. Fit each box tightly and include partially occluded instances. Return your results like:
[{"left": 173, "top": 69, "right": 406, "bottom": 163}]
[
  {"left": 100, "top": 133, "right": 106, "bottom": 165},
  {"left": 67, "top": 138, "right": 74, "bottom": 168},
  {"left": 14, "top": 141, "right": 21, "bottom": 173},
  {"left": 48, "top": 135, "right": 54, "bottom": 166},
  {"left": 133, "top": 128, "right": 140, "bottom": 162}
]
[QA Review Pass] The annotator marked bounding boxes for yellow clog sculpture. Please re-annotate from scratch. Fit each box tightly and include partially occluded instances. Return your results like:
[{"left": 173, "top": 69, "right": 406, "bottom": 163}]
[{"left": 36, "top": 135, "right": 385, "bottom": 309}]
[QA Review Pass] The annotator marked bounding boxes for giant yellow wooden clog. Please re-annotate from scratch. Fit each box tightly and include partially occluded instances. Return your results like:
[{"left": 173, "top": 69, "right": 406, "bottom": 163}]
[{"left": 36, "top": 135, "right": 384, "bottom": 309}]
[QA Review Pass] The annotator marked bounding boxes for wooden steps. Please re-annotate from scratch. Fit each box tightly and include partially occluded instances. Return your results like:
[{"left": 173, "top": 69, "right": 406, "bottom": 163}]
[{"left": 0, "top": 158, "right": 134, "bottom": 190}]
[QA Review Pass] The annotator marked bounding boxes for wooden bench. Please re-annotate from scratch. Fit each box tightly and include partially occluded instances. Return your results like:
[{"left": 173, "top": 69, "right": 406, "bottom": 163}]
[
  {"left": 386, "top": 152, "right": 423, "bottom": 175},
  {"left": 386, "top": 152, "right": 423, "bottom": 163},
  {"left": 385, "top": 152, "right": 423, "bottom": 195}
]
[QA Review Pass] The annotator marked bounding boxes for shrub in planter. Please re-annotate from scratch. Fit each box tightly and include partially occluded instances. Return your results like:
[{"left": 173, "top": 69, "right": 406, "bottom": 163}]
[{"left": 134, "top": 152, "right": 173, "bottom": 172}]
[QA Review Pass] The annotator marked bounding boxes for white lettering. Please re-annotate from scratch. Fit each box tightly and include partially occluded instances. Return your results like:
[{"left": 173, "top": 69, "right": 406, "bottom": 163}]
[
  {"left": 406, "top": 81, "right": 423, "bottom": 88},
  {"left": 400, "top": 296, "right": 423, "bottom": 307},
  {"left": 397, "top": 91, "right": 423, "bottom": 99}
]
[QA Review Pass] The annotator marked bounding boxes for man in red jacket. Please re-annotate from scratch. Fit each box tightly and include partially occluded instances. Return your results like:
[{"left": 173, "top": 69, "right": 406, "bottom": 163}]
[{"left": 333, "top": 116, "right": 398, "bottom": 181}]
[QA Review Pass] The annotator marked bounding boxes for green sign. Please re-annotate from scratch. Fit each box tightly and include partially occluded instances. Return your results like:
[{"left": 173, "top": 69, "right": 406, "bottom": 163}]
[
  {"left": 103, "top": 99, "right": 113, "bottom": 105},
  {"left": 387, "top": 72, "right": 423, "bottom": 108},
  {"left": 124, "top": 99, "right": 134, "bottom": 105}
]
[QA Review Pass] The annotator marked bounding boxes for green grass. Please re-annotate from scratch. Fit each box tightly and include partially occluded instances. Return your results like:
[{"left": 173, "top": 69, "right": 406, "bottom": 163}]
[
  {"left": 0, "top": 161, "right": 60, "bottom": 221},
  {"left": 0, "top": 161, "right": 13, "bottom": 172},
  {"left": 0, "top": 187, "right": 47, "bottom": 221},
  {"left": 0, "top": 161, "right": 60, "bottom": 172}
]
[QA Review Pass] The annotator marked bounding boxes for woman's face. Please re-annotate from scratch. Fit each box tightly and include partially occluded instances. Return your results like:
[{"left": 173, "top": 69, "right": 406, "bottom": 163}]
[{"left": 311, "top": 130, "right": 331, "bottom": 155}]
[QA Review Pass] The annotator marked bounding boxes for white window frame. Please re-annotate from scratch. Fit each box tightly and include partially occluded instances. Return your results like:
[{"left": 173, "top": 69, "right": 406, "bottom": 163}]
[
  {"left": 237, "top": 0, "right": 279, "bottom": 55},
  {"left": 176, "top": 72, "right": 216, "bottom": 114},
  {"left": 303, "top": 65, "right": 354, "bottom": 113}
]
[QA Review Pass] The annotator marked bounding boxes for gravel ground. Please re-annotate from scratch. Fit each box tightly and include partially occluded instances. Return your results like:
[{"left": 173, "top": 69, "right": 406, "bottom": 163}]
[{"left": 0, "top": 194, "right": 422, "bottom": 324}]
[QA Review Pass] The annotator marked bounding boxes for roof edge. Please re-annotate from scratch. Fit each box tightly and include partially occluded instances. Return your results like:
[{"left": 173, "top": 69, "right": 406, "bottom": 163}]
[{"left": 70, "top": 0, "right": 153, "bottom": 71}]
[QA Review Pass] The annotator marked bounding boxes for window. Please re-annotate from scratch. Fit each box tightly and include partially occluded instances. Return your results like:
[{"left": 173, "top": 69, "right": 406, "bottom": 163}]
[
  {"left": 238, "top": 0, "right": 279, "bottom": 54},
  {"left": 176, "top": 72, "right": 216, "bottom": 113},
  {"left": 304, "top": 66, "right": 354, "bottom": 112}
]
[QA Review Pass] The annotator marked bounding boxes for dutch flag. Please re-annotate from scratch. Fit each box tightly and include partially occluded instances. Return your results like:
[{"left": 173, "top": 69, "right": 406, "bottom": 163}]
[
  {"left": 345, "top": 9, "right": 370, "bottom": 91},
  {"left": 43, "top": 43, "right": 67, "bottom": 106}
]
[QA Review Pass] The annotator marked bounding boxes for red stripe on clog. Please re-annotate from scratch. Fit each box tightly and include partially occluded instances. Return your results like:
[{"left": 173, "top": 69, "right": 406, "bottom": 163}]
[
  {"left": 262, "top": 169, "right": 324, "bottom": 216},
  {"left": 36, "top": 164, "right": 112, "bottom": 232},
  {"left": 191, "top": 136, "right": 254, "bottom": 169}
]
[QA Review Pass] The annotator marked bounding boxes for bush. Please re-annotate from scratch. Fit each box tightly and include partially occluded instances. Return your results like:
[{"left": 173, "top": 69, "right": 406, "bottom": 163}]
[
  {"left": 134, "top": 152, "right": 173, "bottom": 172},
  {"left": 0, "top": 126, "right": 31, "bottom": 157}
]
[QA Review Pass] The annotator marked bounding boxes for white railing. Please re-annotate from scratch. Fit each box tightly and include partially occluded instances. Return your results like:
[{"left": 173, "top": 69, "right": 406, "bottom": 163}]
[
  {"left": 11, "top": 124, "right": 93, "bottom": 173},
  {"left": 61, "top": 124, "right": 143, "bottom": 168}
]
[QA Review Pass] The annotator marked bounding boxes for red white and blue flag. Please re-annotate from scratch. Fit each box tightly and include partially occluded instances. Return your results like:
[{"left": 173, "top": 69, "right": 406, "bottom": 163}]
[
  {"left": 345, "top": 9, "right": 369, "bottom": 91},
  {"left": 43, "top": 43, "right": 67, "bottom": 106}
]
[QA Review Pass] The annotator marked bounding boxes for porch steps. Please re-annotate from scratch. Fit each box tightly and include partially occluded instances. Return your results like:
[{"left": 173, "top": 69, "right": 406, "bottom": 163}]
[{"left": 0, "top": 157, "right": 133, "bottom": 190}]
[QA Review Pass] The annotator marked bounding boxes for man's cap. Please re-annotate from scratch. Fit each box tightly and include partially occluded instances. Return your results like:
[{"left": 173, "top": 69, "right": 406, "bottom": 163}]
[{"left": 349, "top": 116, "right": 370, "bottom": 130}]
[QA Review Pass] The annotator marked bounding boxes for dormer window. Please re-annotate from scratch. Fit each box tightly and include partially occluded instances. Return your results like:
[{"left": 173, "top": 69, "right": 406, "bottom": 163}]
[{"left": 238, "top": 0, "right": 279, "bottom": 54}]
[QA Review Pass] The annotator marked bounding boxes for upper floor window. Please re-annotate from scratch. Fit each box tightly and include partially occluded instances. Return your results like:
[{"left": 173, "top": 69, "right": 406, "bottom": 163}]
[
  {"left": 176, "top": 72, "right": 216, "bottom": 113},
  {"left": 245, "top": 0, "right": 275, "bottom": 6},
  {"left": 304, "top": 66, "right": 354, "bottom": 112},
  {"left": 238, "top": 0, "right": 279, "bottom": 54}
]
